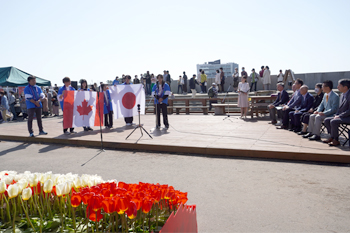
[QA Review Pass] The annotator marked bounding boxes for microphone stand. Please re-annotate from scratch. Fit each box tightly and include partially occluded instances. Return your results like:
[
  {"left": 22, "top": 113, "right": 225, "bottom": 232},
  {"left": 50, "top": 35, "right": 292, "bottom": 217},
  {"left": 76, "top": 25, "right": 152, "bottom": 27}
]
[{"left": 126, "top": 104, "right": 153, "bottom": 140}]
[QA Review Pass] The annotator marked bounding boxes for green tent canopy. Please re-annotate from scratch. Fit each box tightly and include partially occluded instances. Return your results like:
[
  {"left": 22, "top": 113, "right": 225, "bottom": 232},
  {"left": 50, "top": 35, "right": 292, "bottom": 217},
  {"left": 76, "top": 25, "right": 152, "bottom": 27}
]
[{"left": 0, "top": 66, "right": 51, "bottom": 87}]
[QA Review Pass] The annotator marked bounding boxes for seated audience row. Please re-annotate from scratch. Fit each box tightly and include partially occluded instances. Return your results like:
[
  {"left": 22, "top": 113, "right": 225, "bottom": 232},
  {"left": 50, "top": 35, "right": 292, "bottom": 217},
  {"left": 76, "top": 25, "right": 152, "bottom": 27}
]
[{"left": 268, "top": 79, "right": 350, "bottom": 146}]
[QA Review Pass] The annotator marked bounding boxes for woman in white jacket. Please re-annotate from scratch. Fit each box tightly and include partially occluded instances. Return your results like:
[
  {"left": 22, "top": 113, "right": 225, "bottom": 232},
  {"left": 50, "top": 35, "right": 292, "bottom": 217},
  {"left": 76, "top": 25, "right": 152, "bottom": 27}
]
[
  {"left": 262, "top": 66, "right": 271, "bottom": 90},
  {"left": 215, "top": 70, "right": 221, "bottom": 92}
]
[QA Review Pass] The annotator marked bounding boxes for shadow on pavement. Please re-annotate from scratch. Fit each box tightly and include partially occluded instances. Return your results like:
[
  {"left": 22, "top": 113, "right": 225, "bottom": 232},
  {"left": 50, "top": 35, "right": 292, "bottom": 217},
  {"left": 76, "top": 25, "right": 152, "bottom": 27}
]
[{"left": 0, "top": 142, "right": 31, "bottom": 156}]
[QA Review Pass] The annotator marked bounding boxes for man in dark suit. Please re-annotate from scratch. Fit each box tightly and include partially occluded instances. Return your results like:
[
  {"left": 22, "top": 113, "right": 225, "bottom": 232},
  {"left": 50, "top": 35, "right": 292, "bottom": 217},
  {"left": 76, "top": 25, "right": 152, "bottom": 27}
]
[
  {"left": 323, "top": 79, "right": 350, "bottom": 146},
  {"left": 268, "top": 82, "right": 289, "bottom": 124},
  {"left": 289, "top": 85, "right": 314, "bottom": 132},
  {"left": 277, "top": 78, "right": 304, "bottom": 129}
]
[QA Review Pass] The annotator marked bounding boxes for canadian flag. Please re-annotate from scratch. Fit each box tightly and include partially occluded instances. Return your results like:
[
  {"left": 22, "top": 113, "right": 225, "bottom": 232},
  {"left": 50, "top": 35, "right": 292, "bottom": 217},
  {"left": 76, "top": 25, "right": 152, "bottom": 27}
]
[
  {"left": 63, "top": 91, "right": 104, "bottom": 128},
  {"left": 109, "top": 84, "right": 145, "bottom": 119}
]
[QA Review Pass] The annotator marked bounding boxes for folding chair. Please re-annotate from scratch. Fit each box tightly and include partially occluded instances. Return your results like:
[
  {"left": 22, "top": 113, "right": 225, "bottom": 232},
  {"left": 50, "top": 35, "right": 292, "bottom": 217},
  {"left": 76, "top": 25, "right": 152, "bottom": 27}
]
[{"left": 339, "top": 123, "right": 350, "bottom": 147}]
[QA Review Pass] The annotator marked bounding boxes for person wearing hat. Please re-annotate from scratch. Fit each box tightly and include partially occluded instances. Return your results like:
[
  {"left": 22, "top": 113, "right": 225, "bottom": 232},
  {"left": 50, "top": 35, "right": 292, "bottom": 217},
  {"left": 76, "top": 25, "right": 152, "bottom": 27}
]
[
  {"left": 232, "top": 67, "right": 239, "bottom": 92},
  {"left": 249, "top": 68, "right": 259, "bottom": 92},
  {"left": 207, "top": 83, "right": 218, "bottom": 111},
  {"left": 8, "top": 90, "right": 17, "bottom": 120}
]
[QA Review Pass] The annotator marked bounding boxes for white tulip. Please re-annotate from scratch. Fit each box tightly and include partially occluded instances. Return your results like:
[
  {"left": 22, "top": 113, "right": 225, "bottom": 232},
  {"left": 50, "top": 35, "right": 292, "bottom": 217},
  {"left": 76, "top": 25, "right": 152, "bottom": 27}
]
[
  {"left": 17, "top": 179, "right": 28, "bottom": 192},
  {"left": 43, "top": 179, "right": 54, "bottom": 193},
  {"left": 56, "top": 183, "right": 65, "bottom": 197},
  {"left": 73, "top": 177, "right": 82, "bottom": 189},
  {"left": 7, "top": 184, "right": 19, "bottom": 199},
  {"left": 0, "top": 181, "right": 6, "bottom": 194},
  {"left": 22, "top": 188, "right": 32, "bottom": 201}
]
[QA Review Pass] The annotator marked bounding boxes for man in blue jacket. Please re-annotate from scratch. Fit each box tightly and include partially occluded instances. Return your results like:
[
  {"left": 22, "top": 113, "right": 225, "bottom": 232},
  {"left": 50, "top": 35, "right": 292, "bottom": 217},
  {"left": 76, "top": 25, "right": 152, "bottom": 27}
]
[
  {"left": 268, "top": 82, "right": 289, "bottom": 124},
  {"left": 277, "top": 78, "right": 304, "bottom": 129},
  {"left": 303, "top": 80, "right": 339, "bottom": 141},
  {"left": 289, "top": 85, "right": 314, "bottom": 132},
  {"left": 23, "top": 76, "right": 48, "bottom": 137},
  {"left": 323, "top": 79, "right": 350, "bottom": 146},
  {"left": 152, "top": 74, "right": 171, "bottom": 129}
]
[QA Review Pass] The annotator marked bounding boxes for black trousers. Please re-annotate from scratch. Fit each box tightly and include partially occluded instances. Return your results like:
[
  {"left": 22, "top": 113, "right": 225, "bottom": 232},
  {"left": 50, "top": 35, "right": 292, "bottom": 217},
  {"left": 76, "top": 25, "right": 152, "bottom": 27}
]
[
  {"left": 156, "top": 103, "right": 169, "bottom": 127},
  {"left": 209, "top": 99, "right": 217, "bottom": 111},
  {"left": 27, "top": 108, "right": 43, "bottom": 134},
  {"left": 124, "top": 117, "right": 133, "bottom": 124},
  {"left": 104, "top": 111, "right": 113, "bottom": 127}
]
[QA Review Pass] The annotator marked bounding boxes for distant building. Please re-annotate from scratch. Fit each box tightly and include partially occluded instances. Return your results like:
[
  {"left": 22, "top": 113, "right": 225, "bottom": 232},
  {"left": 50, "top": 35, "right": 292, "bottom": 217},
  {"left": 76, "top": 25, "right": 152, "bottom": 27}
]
[{"left": 196, "top": 60, "right": 239, "bottom": 79}]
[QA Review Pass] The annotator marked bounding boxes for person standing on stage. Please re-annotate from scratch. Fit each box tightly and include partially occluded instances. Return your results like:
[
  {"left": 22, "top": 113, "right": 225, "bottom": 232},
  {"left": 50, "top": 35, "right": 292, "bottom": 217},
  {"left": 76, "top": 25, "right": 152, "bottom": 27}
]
[
  {"left": 23, "top": 75, "right": 48, "bottom": 137},
  {"left": 183, "top": 71, "right": 188, "bottom": 94},
  {"left": 200, "top": 70, "right": 207, "bottom": 93},
  {"left": 152, "top": 74, "right": 171, "bottom": 129},
  {"left": 123, "top": 75, "right": 134, "bottom": 126},
  {"left": 233, "top": 67, "right": 239, "bottom": 92},
  {"left": 249, "top": 68, "right": 259, "bottom": 92},
  {"left": 101, "top": 84, "right": 113, "bottom": 129},
  {"left": 189, "top": 74, "right": 199, "bottom": 98},
  {"left": 220, "top": 67, "right": 225, "bottom": 93},
  {"left": 238, "top": 76, "right": 250, "bottom": 119},
  {"left": 58, "top": 77, "right": 76, "bottom": 134},
  {"left": 79, "top": 79, "right": 93, "bottom": 131}
]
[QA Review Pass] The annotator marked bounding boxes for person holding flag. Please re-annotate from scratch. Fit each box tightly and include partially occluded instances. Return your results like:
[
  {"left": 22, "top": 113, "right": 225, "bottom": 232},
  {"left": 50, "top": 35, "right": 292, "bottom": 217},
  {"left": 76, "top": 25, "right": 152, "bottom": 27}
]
[
  {"left": 23, "top": 75, "right": 48, "bottom": 137},
  {"left": 78, "top": 79, "right": 93, "bottom": 131},
  {"left": 58, "top": 77, "right": 76, "bottom": 134},
  {"left": 123, "top": 75, "right": 134, "bottom": 125},
  {"left": 152, "top": 74, "right": 170, "bottom": 129}
]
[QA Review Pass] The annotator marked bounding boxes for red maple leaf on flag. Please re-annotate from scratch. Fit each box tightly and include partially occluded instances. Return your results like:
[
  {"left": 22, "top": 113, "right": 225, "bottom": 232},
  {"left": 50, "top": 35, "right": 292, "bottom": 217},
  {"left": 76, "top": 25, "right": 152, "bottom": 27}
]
[{"left": 77, "top": 99, "right": 93, "bottom": 120}]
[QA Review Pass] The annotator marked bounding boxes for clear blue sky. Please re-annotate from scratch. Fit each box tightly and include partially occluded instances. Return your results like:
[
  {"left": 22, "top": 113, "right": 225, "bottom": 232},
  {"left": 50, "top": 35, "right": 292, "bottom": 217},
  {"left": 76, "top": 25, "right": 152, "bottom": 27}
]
[{"left": 1, "top": 0, "right": 349, "bottom": 85}]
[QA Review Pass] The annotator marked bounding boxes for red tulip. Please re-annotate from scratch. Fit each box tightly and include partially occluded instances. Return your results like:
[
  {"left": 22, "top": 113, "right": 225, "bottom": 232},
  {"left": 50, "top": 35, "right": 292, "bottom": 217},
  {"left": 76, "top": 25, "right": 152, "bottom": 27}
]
[
  {"left": 81, "top": 192, "right": 92, "bottom": 205},
  {"left": 142, "top": 198, "right": 152, "bottom": 214},
  {"left": 116, "top": 197, "right": 128, "bottom": 214},
  {"left": 87, "top": 205, "right": 103, "bottom": 222},
  {"left": 131, "top": 198, "right": 142, "bottom": 210},
  {"left": 102, "top": 197, "right": 116, "bottom": 214},
  {"left": 71, "top": 192, "right": 82, "bottom": 207},
  {"left": 101, "top": 188, "right": 111, "bottom": 197},
  {"left": 118, "top": 181, "right": 129, "bottom": 190},
  {"left": 126, "top": 201, "right": 137, "bottom": 219},
  {"left": 89, "top": 194, "right": 103, "bottom": 212}
]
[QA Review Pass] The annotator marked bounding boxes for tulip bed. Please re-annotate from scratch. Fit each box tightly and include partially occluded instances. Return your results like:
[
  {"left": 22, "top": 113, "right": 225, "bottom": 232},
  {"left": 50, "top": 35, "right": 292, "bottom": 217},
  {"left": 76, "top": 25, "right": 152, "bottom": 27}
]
[{"left": 0, "top": 171, "right": 188, "bottom": 232}]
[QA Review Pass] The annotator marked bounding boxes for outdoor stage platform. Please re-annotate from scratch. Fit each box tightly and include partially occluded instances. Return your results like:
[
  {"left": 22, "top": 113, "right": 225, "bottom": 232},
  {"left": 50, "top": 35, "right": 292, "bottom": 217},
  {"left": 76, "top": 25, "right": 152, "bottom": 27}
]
[{"left": 0, "top": 114, "right": 349, "bottom": 163}]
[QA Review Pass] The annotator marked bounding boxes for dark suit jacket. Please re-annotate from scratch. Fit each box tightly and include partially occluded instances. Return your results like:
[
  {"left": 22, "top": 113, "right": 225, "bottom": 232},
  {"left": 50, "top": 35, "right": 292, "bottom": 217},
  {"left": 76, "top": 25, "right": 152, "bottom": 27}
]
[
  {"left": 273, "top": 90, "right": 289, "bottom": 106},
  {"left": 296, "top": 92, "right": 314, "bottom": 112},
  {"left": 337, "top": 90, "right": 350, "bottom": 118}
]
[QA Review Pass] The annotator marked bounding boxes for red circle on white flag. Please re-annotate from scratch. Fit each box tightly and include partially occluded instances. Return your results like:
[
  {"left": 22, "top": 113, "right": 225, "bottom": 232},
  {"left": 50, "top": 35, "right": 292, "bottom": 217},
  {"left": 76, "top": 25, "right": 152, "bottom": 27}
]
[{"left": 122, "top": 92, "right": 136, "bottom": 109}]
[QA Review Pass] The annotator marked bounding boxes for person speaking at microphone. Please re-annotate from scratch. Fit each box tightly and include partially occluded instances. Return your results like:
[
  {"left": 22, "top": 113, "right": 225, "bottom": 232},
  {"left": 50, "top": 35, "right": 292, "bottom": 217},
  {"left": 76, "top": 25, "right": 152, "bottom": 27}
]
[{"left": 152, "top": 74, "right": 171, "bottom": 129}]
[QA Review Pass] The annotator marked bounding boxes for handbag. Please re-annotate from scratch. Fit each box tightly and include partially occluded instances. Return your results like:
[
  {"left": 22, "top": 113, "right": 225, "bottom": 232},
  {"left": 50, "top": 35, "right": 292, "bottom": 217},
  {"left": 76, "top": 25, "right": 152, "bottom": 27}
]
[{"left": 204, "top": 82, "right": 207, "bottom": 86}]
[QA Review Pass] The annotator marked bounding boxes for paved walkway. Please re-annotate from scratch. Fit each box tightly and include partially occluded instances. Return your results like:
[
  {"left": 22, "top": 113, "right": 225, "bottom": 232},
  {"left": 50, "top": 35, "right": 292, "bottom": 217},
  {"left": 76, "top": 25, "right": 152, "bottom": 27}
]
[{"left": 0, "top": 113, "right": 349, "bottom": 163}]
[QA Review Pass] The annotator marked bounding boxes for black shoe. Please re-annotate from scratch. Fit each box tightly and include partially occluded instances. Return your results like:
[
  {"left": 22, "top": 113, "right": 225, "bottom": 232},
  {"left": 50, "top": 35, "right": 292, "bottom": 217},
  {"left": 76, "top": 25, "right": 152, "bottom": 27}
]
[
  {"left": 88, "top": 127, "right": 93, "bottom": 131},
  {"left": 84, "top": 128, "right": 89, "bottom": 131},
  {"left": 302, "top": 133, "right": 313, "bottom": 138},
  {"left": 294, "top": 128, "right": 301, "bottom": 133},
  {"left": 298, "top": 131, "right": 308, "bottom": 135},
  {"left": 288, "top": 128, "right": 295, "bottom": 131},
  {"left": 309, "top": 135, "right": 321, "bottom": 141}
]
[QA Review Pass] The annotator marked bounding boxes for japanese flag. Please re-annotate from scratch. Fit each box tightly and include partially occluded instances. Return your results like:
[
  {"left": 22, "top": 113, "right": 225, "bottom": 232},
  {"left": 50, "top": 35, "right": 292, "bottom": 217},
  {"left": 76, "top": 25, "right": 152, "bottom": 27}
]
[
  {"left": 109, "top": 84, "right": 145, "bottom": 119},
  {"left": 63, "top": 91, "right": 104, "bottom": 128}
]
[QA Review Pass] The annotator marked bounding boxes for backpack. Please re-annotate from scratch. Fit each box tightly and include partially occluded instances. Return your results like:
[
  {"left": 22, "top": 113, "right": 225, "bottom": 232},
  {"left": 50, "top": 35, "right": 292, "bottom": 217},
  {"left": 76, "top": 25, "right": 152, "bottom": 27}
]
[{"left": 208, "top": 87, "right": 214, "bottom": 97}]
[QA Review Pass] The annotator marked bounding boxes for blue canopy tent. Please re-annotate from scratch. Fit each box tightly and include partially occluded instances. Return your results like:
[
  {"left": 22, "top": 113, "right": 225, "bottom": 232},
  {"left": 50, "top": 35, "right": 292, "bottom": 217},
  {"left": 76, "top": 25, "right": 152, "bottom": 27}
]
[{"left": 0, "top": 66, "right": 51, "bottom": 87}]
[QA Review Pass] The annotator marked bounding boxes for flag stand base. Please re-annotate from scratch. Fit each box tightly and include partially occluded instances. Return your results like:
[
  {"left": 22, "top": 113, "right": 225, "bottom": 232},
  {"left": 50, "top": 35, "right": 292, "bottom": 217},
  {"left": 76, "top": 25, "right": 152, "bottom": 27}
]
[{"left": 126, "top": 104, "right": 153, "bottom": 140}]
